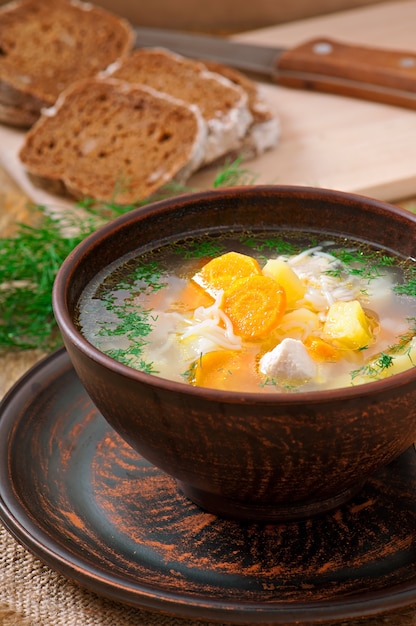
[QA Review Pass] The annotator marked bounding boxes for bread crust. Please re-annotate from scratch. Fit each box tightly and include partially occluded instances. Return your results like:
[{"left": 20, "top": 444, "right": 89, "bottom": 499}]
[
  {"left": 202, "top": 60, "right": 280, "bottom": 158},
  {"left": 0, "top": 0, "right": 135, "bottom": 126}
]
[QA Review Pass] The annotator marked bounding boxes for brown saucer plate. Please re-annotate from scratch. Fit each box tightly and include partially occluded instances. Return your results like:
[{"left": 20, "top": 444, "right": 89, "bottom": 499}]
[{"left": 0, "top": 347, "right": 416, "bottom": 624}]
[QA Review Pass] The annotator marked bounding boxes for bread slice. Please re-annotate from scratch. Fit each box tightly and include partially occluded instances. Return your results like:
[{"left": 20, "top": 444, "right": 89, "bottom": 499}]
[
  {"left": 103, "top": 48, "right": 253, "bottom": 165},
  {"left": 202, "top": 61, "right": 280, "bottom": 159},
  {"left": 18, "top": 78, "right": 208, "bottom": 204},
  {"left": 0, "top": 0, "right": 135, "bottom": 127}
]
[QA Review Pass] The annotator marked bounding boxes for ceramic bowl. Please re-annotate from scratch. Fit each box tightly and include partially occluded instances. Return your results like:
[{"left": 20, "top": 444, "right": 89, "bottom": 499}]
[{"left": 52, "top": 185, "right": 416, "bottom": 521}]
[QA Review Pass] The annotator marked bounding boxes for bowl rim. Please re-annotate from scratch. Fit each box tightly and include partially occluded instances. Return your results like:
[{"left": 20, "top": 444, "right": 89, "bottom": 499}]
[{"left": 52, "top": 184, "right": 416, "bottom": 404}]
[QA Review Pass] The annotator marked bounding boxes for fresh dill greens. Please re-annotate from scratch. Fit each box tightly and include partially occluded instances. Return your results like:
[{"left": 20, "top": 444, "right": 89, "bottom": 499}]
[
  {"left": 260, "top": 377, "right": 300, "bottom": 392},
  {"left": 108, "top": 260, "right": 165, "bottom": 293},
  {"left": 0, "top": 208, "right": 93, "bottom": 351},
  {"left": 326, "top": 247, "right": 396, "bottom": 282},
  {"left": 350, "top": 319, "right": 416, "bottom": 382},
  {"left": 173, "top": 239, "right": 225, "bottom": 260},
  {"left": 387, "top": 317, "right": 416, "bottom": 356},
  {"left": 393, "top": 267, "right": 416, "bottom": 297},
  {"left": 97, "top": 298, "right": 157, "bottom": 373},
  {"left": 182, "top": 361, "right": 197, "bottom": 384},
  {"left": 172, "top": 232, "right": 303, "bottom": 264},
  {"left": 350, "top": 352, "right": 395, "bottom": 381},
  {"left": 212, "top": 157, "right": 258, "bottom": 188},
  {"left": 0, "top": 159, "right": 252, "bottom": 353},
  {"left": 241, "top": 235, "right": 298, "bottom": 256},
  {"left": 93, "top": 259, "right": 167, "bottom": 370}
]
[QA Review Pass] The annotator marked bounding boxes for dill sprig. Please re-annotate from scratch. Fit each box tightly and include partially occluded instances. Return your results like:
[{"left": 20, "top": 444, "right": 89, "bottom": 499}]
[
  {"left": 212, "top": 156, "right": 258, "bottom": 187},
  {"left": 393, "top": 267, "right": 416, "bottom": 297},
  {"left": 0, "top": 209, "right": 92, "bottom": 351},
  {"left": 242, "top": 235, "right": 297, "bottom": 256},
  {"left": 0, "top": 159, "right": 253, "bottom": 352},
  {"left": 351, "top": 352, "right": 395, "bottom": 381},
  {"left": 98, "top": 300, "right": 157, "bottom": 374},
  {"left": 350, "top": 319, "right": 416, "bottom": 382},
  {"left": 328, "top": 247, "right": 396, "bottom": 282},
  {"left": 174, "top": 240, "right": 225, "bottom": 260}
]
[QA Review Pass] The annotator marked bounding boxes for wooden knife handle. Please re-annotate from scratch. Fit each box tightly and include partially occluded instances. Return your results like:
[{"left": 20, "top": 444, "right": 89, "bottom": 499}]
[{"left": 275, "top": 38, "right": 416, "bottom": 109}]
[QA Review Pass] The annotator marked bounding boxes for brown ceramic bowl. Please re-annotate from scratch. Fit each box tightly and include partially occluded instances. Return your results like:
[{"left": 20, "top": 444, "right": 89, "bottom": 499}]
[{"left": 52, "top": 185, "right": 416, "bottom": 521}]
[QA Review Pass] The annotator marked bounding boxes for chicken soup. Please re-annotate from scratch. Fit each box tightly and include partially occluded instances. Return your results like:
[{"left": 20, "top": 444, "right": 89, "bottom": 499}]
[{"left": 77, "top": 231, "right": 416, "bottom": 392}]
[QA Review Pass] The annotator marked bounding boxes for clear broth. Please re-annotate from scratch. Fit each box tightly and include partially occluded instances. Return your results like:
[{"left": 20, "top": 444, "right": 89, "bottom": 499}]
[{"left": 77, "top": 231, "right": 416, "bottom": 393}]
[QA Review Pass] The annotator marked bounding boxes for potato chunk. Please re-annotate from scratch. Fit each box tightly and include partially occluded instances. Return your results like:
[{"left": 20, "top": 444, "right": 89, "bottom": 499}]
[
  {"left": 262, "top": 259, "right": 305, "bottom": 308},
  {"left": 323, "top": 300, "right": 373, "bottom": 350}
]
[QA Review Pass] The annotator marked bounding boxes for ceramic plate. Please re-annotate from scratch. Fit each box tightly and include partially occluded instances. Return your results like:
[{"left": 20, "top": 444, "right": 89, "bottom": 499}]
[{"left": 1, "top": 348, "right": 416, "bottom": 624}]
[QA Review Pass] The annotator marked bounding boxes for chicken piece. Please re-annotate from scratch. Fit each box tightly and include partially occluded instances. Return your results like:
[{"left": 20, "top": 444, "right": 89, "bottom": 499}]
[{"left": 259, "top": 337, "right": 316, "bottom": 382}]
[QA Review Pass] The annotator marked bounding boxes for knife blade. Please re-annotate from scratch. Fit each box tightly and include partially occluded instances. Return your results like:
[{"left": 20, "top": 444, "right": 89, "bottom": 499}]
[{"left": 134, "top": 26, "right": 416, "bottom": 110}]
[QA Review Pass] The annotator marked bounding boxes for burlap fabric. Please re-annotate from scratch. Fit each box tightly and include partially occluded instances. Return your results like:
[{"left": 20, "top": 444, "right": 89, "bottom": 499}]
[{"left": 1, "top": 169, "right": 416, "bottom": 626}]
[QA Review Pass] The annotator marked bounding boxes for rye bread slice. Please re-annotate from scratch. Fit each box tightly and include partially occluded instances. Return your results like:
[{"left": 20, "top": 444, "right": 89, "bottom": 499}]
[
  {"left": 103, "top": 48, "right": 253, "bottom": 165},
  {"left": 0, "top": 0, "right": 135, "bottom": 127},
  {"left": 202, "top": 60, "right": 280, "bottom": 158},
  {"left": 18, "top": 78, "right": 207, "bottom": 204}
]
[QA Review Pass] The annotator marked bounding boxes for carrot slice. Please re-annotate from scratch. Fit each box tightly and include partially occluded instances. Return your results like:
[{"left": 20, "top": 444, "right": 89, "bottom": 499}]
[
  {"left": 194, "top": 251, "right": 261, "bottom": 293},
  {"left": 190, "top": 349, "right": 256, "bottom": 390},
  {"left": 172, "top": 280, "right": 215, "bottom": 312},
  {"left": 304, "top": 335, "right": 342, "bottom": 362},
  {"left": 221, "top": 274, "right": 286, "bottom": 340}
]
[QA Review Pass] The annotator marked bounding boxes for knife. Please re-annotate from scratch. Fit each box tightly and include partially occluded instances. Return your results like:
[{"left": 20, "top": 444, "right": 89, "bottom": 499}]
[{"left": 134, "top": 26, "right": 416, "bottom": 110}]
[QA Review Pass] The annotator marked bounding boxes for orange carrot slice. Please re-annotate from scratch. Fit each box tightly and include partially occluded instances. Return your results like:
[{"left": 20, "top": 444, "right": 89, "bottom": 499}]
[
  {"left": 194, "top": 251, "right": 261, "bottom": 293},
  {"left": 172, "top": 280, "right": 215, "bottom": 312},
  {"left": 221, "top": 274, "right": 286, "bottom": 340},
  {"left": 304, "top": 335, "right": 342, "bottom": 362},
  {"left": 190, "top": 349, "right": 256, "bottom": 390}
]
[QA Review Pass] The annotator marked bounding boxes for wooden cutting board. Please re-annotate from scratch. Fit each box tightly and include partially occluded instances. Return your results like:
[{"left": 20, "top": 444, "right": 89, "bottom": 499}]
[
  {"left": 1, "top": 0, "right": 415, "bottom": 207},
  {"left": 193, "top": 0, "right": 416, "bottom": 202}
]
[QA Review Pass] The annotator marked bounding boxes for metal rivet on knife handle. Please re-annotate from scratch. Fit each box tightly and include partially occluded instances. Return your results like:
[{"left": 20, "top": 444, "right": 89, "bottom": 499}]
[
  {"left": 400, "top": 57, "right": 416, "bottom": 68},
  {"left": 312, "top": 41, "right": 334, "bottom": 56}
]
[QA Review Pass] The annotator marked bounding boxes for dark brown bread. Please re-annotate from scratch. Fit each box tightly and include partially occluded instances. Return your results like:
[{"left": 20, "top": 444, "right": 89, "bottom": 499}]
[
  {"left": 0, "top": 0, "right": 135, "bottom": 126},
  {"left": 104, "top": 47, "right": 253, "bottom": 164},
  {"left": 18, "top": 78, "right": 208, "bottom": 204},
  {"left": 202, "top": 60, "right": 275, "bottom": 126}
]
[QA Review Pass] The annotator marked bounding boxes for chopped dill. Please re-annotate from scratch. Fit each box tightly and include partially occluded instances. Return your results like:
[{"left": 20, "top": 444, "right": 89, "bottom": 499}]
[
  {"left": 350, "top": 320, "right": 416, "bottom": 381},
  {"left": 387, "top": 317, "right": 416, "bottom": 357},
  {"left": 0, "top": 159, "right": 254, "bottom": 353},
  {"left": 117, "top": 261, "right": 165, "bottom": 293},
  {"left": 241, "top": 235, "right": 297, "bottom": 256},
  {"left": 351, "top": 352, "right": 395, "bottom": 381},
  {"left": 328, "top": 247, "right": 396, "bottom": 282},
  {"left": 104, "top": 347, "right": 156, "bottom": 374},
  {"left": 97, "top": 298, "right": 158, "bottom": 373},
  {"left": 259, "top": 377, "right": 300, "bottom": 392},
  {"left": 393, "top": 268, "right": 416, "bottom": 297},
  {"left": 173, "top": 239, "right": 225, "bottom": 260},
  {"left": 129, "top": 261, "right": 165, "bottom": 292}
]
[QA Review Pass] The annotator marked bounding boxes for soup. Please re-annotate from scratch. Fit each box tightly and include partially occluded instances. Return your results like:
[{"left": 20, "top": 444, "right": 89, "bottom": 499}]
[{"left": 77, "top": 231, "right": 416, "bottom": 392}]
